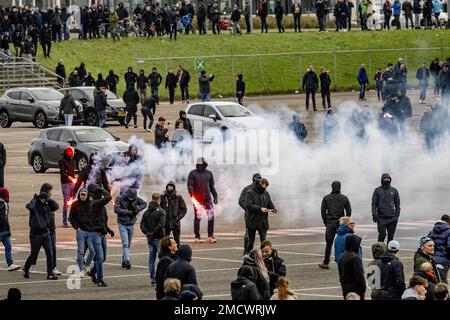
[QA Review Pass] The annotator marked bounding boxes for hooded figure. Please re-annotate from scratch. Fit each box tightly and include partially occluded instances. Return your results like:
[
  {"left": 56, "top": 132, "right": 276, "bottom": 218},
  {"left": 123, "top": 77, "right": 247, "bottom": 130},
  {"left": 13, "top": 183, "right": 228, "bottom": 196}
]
[
  {"left": 379, "top": 241, "right": 406, "bottom": 300},
  {"left": 59, "top": 146, "right": 76, "bottom": 227},
  {"left": 231, "top": 265, "right": 263, "bottom": 300},
  {"left": 242, "top": 254, "right": 271, "bottom": 300},
  {"left": 337, "top": 234, "right": 366, "bottom": 299},
  {"left": 165, "top": 244, "right": 198, "bottom": 287},
  {"left": 123, "top": 85, "right": 140, "bottom": 128},
  {"left": 71, "top": 156, "right": 110, "bottom": 198},
  {"left": 371, "top": 173, "right": 401, "bottom": 242},
  {"left": 427, "top": 215, "right": 450, "bottom": 283},
  {"left": 179, "top": 284, "right": 203, "bottom": 301},
  {"left": 39, "top": 183, "right": 59, "bottom": 274},
  {"left": 161, "top": 181, "right": 187, "bottom": 246},
  {"left": 239, "top": 173, "right": 262, "bottom": 254},
  {"left": 334, "top": 221, "right": 362, "bottom": 264},
  {"left": 367, "top": 242, "right": 387, "bottom": 300},
  {"left": 288, "top": 114, "right": 308, "bottom": 142},
  {"left": 179, "top": 110, "right": 193, "bottom": 135},
  {"left": 187, "top": 158, "right": 218, "bottom": 242}
]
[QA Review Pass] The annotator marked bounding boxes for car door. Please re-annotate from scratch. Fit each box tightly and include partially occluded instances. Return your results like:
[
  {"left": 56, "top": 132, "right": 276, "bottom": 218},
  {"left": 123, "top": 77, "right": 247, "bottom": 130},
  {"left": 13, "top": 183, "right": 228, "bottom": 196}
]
[
  {"left": 56, "top": 130, "right": 76, "bottom": 162},
  {"left": 20, "top": 91, "right": 37, "bottom": 121},
  {"left": 43, "top": 129, "right": 62, "bottom": 167},
  {"left": 187, "top": 104, "right": 205, "bottom": 136},
  {"left": 203, "top": 105, "right": 221, "bottom": 130},
  {"left": 5, "top": 91, "right": 23, "bottom": 120}
]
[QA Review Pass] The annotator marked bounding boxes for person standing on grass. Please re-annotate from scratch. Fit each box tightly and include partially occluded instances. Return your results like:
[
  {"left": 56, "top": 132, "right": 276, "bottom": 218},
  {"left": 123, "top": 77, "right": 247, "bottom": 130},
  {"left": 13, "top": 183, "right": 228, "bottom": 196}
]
[
  {"left": 392, "top": 0, "right": 401, "bottom": 29},
  {"left": 236, "top": 74, "right": 246, "bottom": 105},
  {"left": 292, "top": 0, "right": 302, "bottom": 32},
  {"left": 199, "top": 70, "right": 215, "bottom": 102},
  {"left": 244, "top": 0, "right": 252, "bottom": 33},
  {"left": 177, "top": 65, "right": 191, "bottom": 104},
  {"left": 274, "top": 0, "right": 285, "bottom": 33},
  {"left": 258, "top": 0, "right": 269, "bottom": 33},
  {"left": 0, "top": 187, "right": 21, "bottom": 272}
]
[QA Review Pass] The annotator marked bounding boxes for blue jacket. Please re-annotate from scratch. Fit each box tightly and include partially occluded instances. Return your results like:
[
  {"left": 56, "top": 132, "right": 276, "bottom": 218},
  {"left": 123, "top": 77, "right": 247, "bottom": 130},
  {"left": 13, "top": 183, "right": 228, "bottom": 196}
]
[
  {"left": 334, "top": 224, "right": 362, "bottom": 263},
  {"left": 392, "top": 1, "right": 401, "bottom": 15},
  {"left": 357, "top": 68, "right": 368, "bottom": 84},
  {"left": 428, "top": 221, "right": 450, "bottom": 263},
  {"left": 432, "top": 0, "right": 442, "bottom": 13}
]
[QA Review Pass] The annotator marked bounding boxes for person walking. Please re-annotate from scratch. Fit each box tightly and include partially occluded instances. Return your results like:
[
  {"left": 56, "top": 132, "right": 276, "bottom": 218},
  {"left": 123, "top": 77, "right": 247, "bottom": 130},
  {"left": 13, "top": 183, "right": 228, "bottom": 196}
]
[
  {"left": 161, "top": 181, "right": 187, "bottom": 246},
  {"left": 59, "top": 146, "right": 76, "bottom": 227},
  {"left": 416, "top": 63, "right": 430, "bottom": 104},
  {"left": 59, "top": 90, "right": 78, "bottom": 126},
  {"left": 199, "top": 70, "right": 214, "bottom": 102},
  {"left": 0, "top": 187, "right": 21, "bottom": 272},
  {"left": 123, "top": 85, "right": 140, "bottom": 129},
  {"left": 177, "top": 65, "right": 191, "bottom": 103}
]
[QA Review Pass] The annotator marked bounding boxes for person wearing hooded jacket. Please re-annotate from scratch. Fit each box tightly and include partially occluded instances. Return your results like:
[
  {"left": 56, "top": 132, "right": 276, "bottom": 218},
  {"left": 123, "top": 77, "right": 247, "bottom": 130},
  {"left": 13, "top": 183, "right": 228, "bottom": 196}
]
[
  {"left": 427, "top": 215, "right": 450, "bottom": 283},
  {"left": 334, "top": 217, "right": 362, "bottom": 265},
  {"left": 239, "top": 173, "right": 262, "bottom": 255},
  {"left": 379, "top": 240, "right": 406, "bottom": 300},
  {"left": 231, "top": 265, "right": 263, "bottom": 300},
  {"left": 0, "top": 187, "right": 20, "bottom": 271},
  {"left": 161, "top": 181, "right": 187, "bottom": 246},
  {"left": 244, "top": 178, "right": 277, "bottom": 253},
  {"left": 261, "top": 240, "right": 286, "bottom": 295},
  {"left": 121, "top": 144, "right": 143, "bottom": 190},
  {"left": 338, "top": 234, "right": 366, "bottom": 299},
  {"left": 165, "top": 244, "right": 198, "bottom": 287},
  {"left": 59, "top": 146, "right": 76, "bottom": 227},
  {"left": 187, "top": 157, "right": 218, "bottom": 243},
  {"left": 123, "top": 85, "right": 140, "bottom": 129},
  {"left": 288, "top": 114, "right": 308, "bottom": 143},
  {"left": 142, "top": 95, "right": 157, "bottom": 132},
  {"left": 372, "top": 173, "right": 400, "bottom": 243},
  {"left": 366, "top": 242, "right": 387, "bottom": 300},
  {"left": 141, "top": 193, "right": 166, "bottom": 285},
  {"left": 156, "top": 236, "right": 178, "bottom": 299},
  {"left": 302, "top": 66, "right": 319, "bottom": 111},
  {"left": 115, "top": 188, "right": 147, "bottom": 269},
  {"left": 23, "top": 190, "right": 59, "bottom": 280},
  {"left": 320, "top": 181, "right": 352, "bottom": 269},
  {"left": 71, "top": 156, "right": 109, "bottom": 199},
  {"left": 179, "top": 110, "right": 193, "bottom": 135},
  {"left": 242, "top": 253, "right": 271, "bottom": 300}
]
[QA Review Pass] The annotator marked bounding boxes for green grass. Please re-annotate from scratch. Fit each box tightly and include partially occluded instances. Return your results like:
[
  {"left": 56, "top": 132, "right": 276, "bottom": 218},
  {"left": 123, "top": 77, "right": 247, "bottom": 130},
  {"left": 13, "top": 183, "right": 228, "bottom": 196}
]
[{"left": 40, "top": 29, "right": 450, "bottom": 99}]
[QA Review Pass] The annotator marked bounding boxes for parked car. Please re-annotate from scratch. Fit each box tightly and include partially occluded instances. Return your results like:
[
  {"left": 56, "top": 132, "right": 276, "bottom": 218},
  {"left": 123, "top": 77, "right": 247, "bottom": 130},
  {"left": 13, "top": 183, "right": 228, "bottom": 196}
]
[
  {"left": 0, "top": 87, "right": 83, "bottom": 129},
  {"left": 185, "top": 101, "right": 264, "bottom": 136},
  {"left": 28, "top": 126, "right": 129, "bottom": 173},
  {"left": 59, "top": 87, "right": 126, "bottom": 126}
]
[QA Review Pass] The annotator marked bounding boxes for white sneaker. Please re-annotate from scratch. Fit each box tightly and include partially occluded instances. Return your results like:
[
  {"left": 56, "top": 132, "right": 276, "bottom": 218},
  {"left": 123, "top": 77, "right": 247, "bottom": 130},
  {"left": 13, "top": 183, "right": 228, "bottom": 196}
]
[
  {"left": 53, "top": 268, "right": 62, "bottom": 275},
  {"left": 79, "top": 270, "right": 85, "bottom": 278},
  {"left": 7, "top": 264, "right": 21, "bottom": 271},
  {"left": 29, "top": 264, "right": 37, "bottom": 273}
]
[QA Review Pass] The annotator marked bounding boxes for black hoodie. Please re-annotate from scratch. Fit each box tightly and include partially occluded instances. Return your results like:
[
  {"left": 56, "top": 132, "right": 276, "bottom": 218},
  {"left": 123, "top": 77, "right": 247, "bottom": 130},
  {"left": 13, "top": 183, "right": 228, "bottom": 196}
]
[
  {"left": 40, "top": 183, "right": 59, "bottom": 232},
  {"left": 321, "top": 181, "right": 352, "bottom": 226},
  {"left": 156, "top": 249, "right": 177, "bottom": 300},
  {"left": 161, "top": 181, "right": 187, "bottom": 229},
  {"left": 245, "top": 183, "right": 275, "bottom": 230},
  {"left": 337, "top": 234, "right": 366, "bottom": 299},
  {"left": 187, "top": 158, "right": 217, "bottom": 205},
  {"left": 179, "top": 110, "right": 193, "bottom": 135},
  {"left": 371, "top": 173, "right": 400, "bottom": 220},
  {"left": 231, "top": 265, "right": 263, "bottom": 300},
  {"left": 58, "top": 150, "right": 76, "bottom": 184},
  {"left": 242, "top": 255, "right": 271, "bottom": 300},
  {"left": 140, "top": 201, "right": 166, "bottom": 240},
  {"left": 379, "top": 251, "right": 406, "bottom": 300},
  {"left": 26, "top": 193, "right": 57, "bottom": 235},
  {"left": 87, "top": 185, "right": 112, "bottom": 233},
  {"left": 69, "top": 193, "right": 92, "bottom": 231},
  {"left": 114, "top": 188, "right": 147, "bottom": 226},
  {"left": 165, "top": 244, "right": 198, "bottom": 287}
]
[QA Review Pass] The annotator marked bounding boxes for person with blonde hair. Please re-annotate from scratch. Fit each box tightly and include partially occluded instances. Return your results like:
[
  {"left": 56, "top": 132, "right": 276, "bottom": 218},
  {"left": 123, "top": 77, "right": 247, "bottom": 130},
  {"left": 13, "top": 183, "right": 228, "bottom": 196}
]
[
  {"left": 243, "top": 249, "right": 270, "bottom": 299},
  {"left": 162, "top": 278, "right": 181, "bottom": 300},
  {"left": 270, "top": 277, "right": 297, "bottom": 300}
]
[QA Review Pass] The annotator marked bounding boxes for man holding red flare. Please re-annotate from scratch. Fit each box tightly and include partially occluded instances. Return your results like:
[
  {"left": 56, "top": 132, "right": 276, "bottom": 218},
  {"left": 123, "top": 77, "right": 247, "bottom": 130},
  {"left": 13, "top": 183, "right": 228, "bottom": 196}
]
[{"left": 59, "top": 146, "right": 77, "bottom": 227}]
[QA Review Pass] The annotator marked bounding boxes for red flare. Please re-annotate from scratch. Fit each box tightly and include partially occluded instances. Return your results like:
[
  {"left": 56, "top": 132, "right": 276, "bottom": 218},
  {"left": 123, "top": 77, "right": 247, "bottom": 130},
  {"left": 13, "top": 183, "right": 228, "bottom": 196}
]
[
  {"left": 69, "top": 176, "right": 77, "bottom": 184},
  {"left": 67, "top": 197, "right": 75, "bottom": 207}
]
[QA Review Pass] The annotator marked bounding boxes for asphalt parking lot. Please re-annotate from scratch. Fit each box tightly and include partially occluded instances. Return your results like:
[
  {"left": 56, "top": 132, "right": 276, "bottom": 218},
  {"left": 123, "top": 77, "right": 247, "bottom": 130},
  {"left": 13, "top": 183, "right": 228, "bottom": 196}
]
[{"left": 0, "top": 90, "right": 446, "bottom": 299}]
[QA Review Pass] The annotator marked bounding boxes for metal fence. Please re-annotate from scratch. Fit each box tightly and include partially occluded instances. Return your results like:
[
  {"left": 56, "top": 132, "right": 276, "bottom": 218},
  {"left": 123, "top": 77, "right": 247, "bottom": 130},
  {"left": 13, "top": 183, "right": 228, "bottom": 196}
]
[{"left": 135, "top": 46, "right": 450, "bottom": 98}]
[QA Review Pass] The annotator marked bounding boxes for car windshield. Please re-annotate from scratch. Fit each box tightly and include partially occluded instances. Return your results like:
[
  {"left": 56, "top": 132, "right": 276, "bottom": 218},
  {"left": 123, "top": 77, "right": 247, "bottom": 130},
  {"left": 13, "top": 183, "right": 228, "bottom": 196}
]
[
  {"left": 74, "top": 129, "right": 117, "bottom": 143},
  {"left": 216, "top": 105, "right": 253, "bottom": 117},
  {"left": 80, "top": 88, "right": 119, "bottom": 100},
  {"left": 30, "top": 89, "right": 64, "bottom": 101}
]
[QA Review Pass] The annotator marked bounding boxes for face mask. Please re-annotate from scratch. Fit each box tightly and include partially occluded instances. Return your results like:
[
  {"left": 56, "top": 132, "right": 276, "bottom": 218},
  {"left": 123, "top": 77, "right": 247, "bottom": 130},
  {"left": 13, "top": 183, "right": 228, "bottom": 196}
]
[{"left": 382, "top": 180, "right": 391, "bottom": 187}]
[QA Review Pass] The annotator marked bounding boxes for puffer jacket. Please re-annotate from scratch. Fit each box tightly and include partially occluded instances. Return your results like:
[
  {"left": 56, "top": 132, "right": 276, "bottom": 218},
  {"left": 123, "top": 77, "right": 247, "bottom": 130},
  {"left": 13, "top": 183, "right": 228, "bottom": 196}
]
[
  {"left": 428, "top": 221, "right": 450, "bottom": 264},
  {"left": 334, "top": 224, "right": 362, "bottom": 263},
  {"left": 114, "top": 188, "right": 147, "bottom": 226},
  {"left": 140, "top": 201, "right": 166, "bottom": 240}
]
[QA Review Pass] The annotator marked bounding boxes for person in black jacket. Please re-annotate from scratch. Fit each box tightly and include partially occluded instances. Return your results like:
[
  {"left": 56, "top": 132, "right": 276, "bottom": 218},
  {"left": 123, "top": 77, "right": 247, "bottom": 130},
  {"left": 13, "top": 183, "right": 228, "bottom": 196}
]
[
  {"left": 124, "top": 67, "right": 137, "bottom": 88},
  {"left": 55, "top": 59, "right": 66, "bottom": 87},
  {"left": 71, "top": 156, "right": 110, "bottom": 199},
  {"left": 231, "top": 265, "right": 263, "bottom": 300},
  {"left": 244, "top": 178, "right": 277, "bottom": 253},
  {"left": 136, "top": 69, "right": 148, "bottom": 103},
  {"left": 161, "top": 181, "right": 187, "bottom": 246},
  {"left": 0, "top": 187, "right": 20, "bottom": 271},
  {"left": 123, "top": 85, "right": 140, "bottom": 129},
  {"left": 106, "top": 70, "right": 119, "bottom": 94},
  {"left": 165, "top": 244, "right": 198, "bottom": 287},
  {"left": 59, "top": 146, "right": 76, "bottom": 227},
  {"left": 87, "top": 184, "right": 112, "bottom": 287},
  {"left": 242, "top": 251, "right": 271, "bottom": 300},
  {"left": 259, "top": 0, "right": 269, "bottom": 33},
  {"left": 177, "top": 65, "right": 191, "bottom": 103},
  {"left": 239, "top": 173, "right": 262, "bottom": 255},
  {"left": 94, "top": 85, "right": 108, "bottom": 128},
  {"left": 23, "top": 191, "right": 59, "bottom": 280},
  {"left": 236, "top": 74, "right": 245, "bottom": 105},
  {"left": 149, "top": 67, "right": 163, "bottom": 104},
  {"left": 315, "top": 0, "right": 327, "bottom": 31},
  {"left": 114, "top": 188, "right": 147, "bottom": 269},
  {"left": 274, "top": 0, "right": 285, "bottom": 33},
  {"left": 319, "top": 68, "right": 332, "bottom": 110},
  {"left": 320, "top": 181, "right": 352, "bottom": 269},
  {"left": 165, "top": 70, "right": 177, "bottom": 104},
  {"left": 39, "top": 22, "right": 52, "bottom": 58},
  {"left": 141, "top": 193, "right": 166, "bottom": 285},
  {"left": 156, "top": 235, "right": 178, "bottom": 299},
  {"left": 338, "top": 234, "right": 366, "bottom": 299},
  {"left": 0, "top": 142, "right": 5, "bottom": 188},
  {"left": 60, "top": 90, "right": 78, "bottom": 126},
  {"left": 84, "top": 73, "right": 96, "bottom": 87},
  {"left": 69, "top": 187, "right": 93, "bottom": 275},
  {"left": 372, "top": 173, "right": 401, "bottom": 243},
  {"left": 288, "top": 114, "right": 308, "bottom": 143},
  {"left": 302, "top": 66, "right": 319, "bottom": 111},
  {"left": 155, "top": 116, "right": 170, "bottom": 149},
  {"left": 187, "top": 157, "right": 218, "bottom": 243},
  {"left": 141, "top": 95, "right": 157, "bottom": 132},
  {"left": 379, "top": 240, "right": 406, "bottom": 300},
  {"left": 178, "top": 110, "right": 193, "bottom": 135},
  {"left": 95, "top": 73, "right": 108, "bottom": 89},
  {"left": 261, "top": 240, "right": 287, "bottom": 294}
]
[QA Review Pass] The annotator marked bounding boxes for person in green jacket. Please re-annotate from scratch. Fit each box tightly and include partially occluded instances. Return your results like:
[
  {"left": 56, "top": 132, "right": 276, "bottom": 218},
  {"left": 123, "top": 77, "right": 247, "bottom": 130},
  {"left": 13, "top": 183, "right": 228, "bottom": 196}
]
[
  {"left": 109, "top": 10, "right": 120, "bottom": 41},
  {"left": 413, "top": 236, "right": 442, "bottom": 284}
]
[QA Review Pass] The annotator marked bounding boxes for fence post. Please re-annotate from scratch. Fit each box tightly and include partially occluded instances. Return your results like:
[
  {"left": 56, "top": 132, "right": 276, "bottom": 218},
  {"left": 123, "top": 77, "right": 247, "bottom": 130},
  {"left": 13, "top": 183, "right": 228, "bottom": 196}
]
[
  {"left": 231, "top": 55, "right": 235, "bottom": 95},
  {"left": 368, "top": 49, "right": 372, "bottom": 86},
  {"left": 298, "top": 53, "right": 302, "bottom": 87},
  {"left": 257, "top": 55, "right": 266, "bottom": 90},
  {"left": 333, "top": 51, "right": 337, "bottom": 91},
  {"left": 441, "top": 38, "right": 444, "bottom": 59}
]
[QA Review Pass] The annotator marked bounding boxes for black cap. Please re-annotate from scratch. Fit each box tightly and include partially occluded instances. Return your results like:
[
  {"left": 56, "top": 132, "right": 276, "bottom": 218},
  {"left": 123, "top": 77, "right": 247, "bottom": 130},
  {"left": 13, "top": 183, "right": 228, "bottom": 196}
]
[{"left": 252, "top": 173, "right": 262, "bottom": 182}]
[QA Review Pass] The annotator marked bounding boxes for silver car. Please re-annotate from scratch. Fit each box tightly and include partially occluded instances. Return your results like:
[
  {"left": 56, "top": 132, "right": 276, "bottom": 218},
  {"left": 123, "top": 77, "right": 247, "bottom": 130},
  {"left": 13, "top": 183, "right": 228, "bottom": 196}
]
[
  {"left": 28, "top": 126, "right": 129, "bottom": 173},
  {"left": 0, "top": 87, "right": 83, "bottom": 129}
]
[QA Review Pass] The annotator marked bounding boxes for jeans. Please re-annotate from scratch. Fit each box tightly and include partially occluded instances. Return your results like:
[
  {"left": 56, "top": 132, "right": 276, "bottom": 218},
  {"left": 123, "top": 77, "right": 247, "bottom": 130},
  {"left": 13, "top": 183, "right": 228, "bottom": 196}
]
[
  {"left": 376, "top": 83, "right": 383, "bottom": 100},
  {"left": 324, "top": 223, "right": 339, "bottom": 265},
  {"left": 0, "top": 231, "right": 14, "bottom": 266},
  {"left": 1, "top": 49, "right": 11, "bottom": 63},
  {"left": 76, "top": 229, "right": 93, "bottom": 271},
  {"left": 89, "top": 232, "right": 104, "bottom": 280},
  {"left": 151, "top": 86, "right": 160, "bottom": 104},
  {"left": 359, "top": 83, "right": 366, "bottom": 100},
  {"left": 193, "top": 202, "right": 215, "bottom": 238},
  {"left": 24, "top": 233, "right": 53, "bottom": 276},
  {"left": 377, "top": 217, "right": 398, "bottom": 243},
  {"left": 246, "top": 228, "right": 267, "bottom": 253},
  {"left": 180, "top": 85, "right": 189, "bottom": 101},
  {"left": 201, "top": 92, "right": 210, "bottom": 102},
  {"left": 97, "top": 110, "right": 107, "bottom": 127},
  {"left": 433, "top": 76, "right": 440, "bottom": 95},
  {"left": 419, "top": 83, "right": 427, "bottom": 101},
  {"left": 61, "top": 183, "right": 73, "bottom": 225},
  {"left": 63, "top": 23, "right": 70, "bottom": 40},
  {"left": 305, "top": 88, "right": 316, "bottom": 110},
  {"left": 64, "top": 114, "right": 73, "bottom": 126},
  {"left": 118, "top": 223, "right": 134, "bottom": 263},
  {"left": 49, "top": 230, "right": 57, "bottom": 269},
  {"left": 148, "top": 238, "right": 160, "bottom": 279}
]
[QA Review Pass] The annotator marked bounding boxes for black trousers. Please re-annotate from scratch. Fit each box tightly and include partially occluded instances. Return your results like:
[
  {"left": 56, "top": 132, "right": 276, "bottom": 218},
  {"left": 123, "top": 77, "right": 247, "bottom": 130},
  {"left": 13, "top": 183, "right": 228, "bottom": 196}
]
[
  {"left": 246, "top": 227, "right": 267, "bottom": 253},
  {"left": 109, "top": 85, "right": 117, "bottom": 94},
  {"left": 24, "top": 233, "right": 53, "bottom": 276},
  {"left": 324, "top": 223, "right": 339, "bottom": 265},
  {"left": 305, "top": 88, "right": 317, "bottom": 110},
  {"left": 126, "top": 109, "right": 137, "bottom": 126},
  {"left": 198, "top": 18, "right": 207, "bottom": 34},
  {"left": 168, "top": 87, "right": 175, "bottom": 104},
  {"left": 169, "top": 23, "right": 177, "bottom": 40},
  {"left": 317, "top": 14, "right": 324, "bottom": 31},
  {"left": 180, "top": 85, "right": 189, "bottom": 101},
  {"left": 0, "top": 166, "right": 4, "bottom": 187},
  {"left": 245, "top": 16, "right": 251, "bottom": 32},
  {"left": 165, "top": 226, "right": 181, "bottom": 246},
  {"left": 294, "top": 14, "right": 301, "bottom": 32},
  {"left": 276, "top": 17, "right": 284, "bottom": 32},
  {"left": 384, "top": 14, "right": 391, "bottom": 29},
  {"left": 377, "top": 218, "right": 399, "bottom": 243},
  {"left": 41, "top": 41, "right": 51, "bottom": 57},
  {"left": 51, "top": 24, "right": 62, "bottom": 42},
  {"left": 261, "top": 15, "right": 268, "bottom": 33},
  {"left": 321, "top": 90, "right": 331, "bottom": 109},
  {"left": 142, "top": 109, "right": 154, "bottom": 130}
]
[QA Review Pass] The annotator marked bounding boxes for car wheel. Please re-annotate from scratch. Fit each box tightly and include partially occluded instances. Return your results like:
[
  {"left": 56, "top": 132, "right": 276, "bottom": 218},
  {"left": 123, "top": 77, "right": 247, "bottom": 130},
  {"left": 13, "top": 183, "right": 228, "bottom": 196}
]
[
  {"left": 32, "top": 153, "right": 47, "bottom": 173},
  {"left": 77, "top": 154, "right": 88, "bottom": 172},
  {"left": 34, "top": 111, "right": 48, "bottom": 129},
  {"left": 0, "top": 110, "right": 12, "bottom": 128},
  {"left": 85, "top": 109, "right": 98, "bottom": 126}
]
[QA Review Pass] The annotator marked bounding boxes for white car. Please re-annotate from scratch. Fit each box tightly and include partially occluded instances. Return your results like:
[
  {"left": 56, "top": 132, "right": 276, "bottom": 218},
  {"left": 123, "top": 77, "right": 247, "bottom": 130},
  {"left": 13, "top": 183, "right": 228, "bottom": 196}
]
[{"left": 185, "top": 102, "right": 263, "bottom": 135}]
